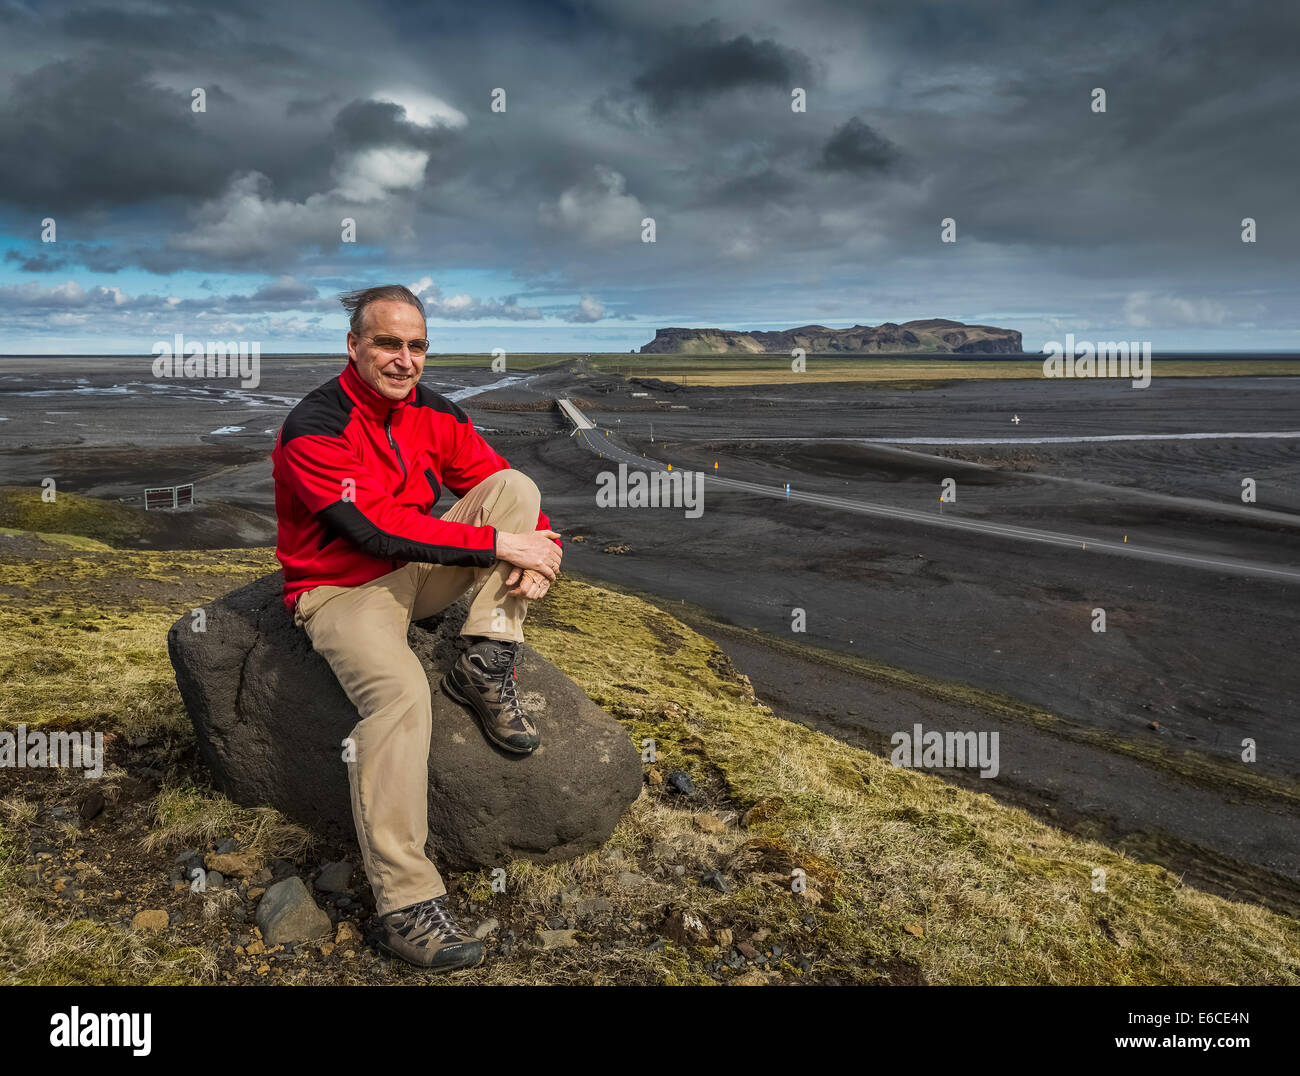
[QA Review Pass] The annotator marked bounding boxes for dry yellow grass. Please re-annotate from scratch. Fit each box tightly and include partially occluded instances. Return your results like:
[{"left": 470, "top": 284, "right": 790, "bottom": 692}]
[{"left": 1, "top": 519, "right": 1297, "bottom": 984}]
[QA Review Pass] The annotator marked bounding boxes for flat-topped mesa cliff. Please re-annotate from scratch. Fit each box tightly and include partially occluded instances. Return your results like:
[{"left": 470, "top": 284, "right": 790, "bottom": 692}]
[{"left": 640, "top": 319, "right": 1023, "bottom": 355}]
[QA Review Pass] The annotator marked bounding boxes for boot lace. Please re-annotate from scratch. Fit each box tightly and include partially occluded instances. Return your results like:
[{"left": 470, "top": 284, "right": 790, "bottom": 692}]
[{"left": 397, "top": 896, "right": 462, "bottom": 943}]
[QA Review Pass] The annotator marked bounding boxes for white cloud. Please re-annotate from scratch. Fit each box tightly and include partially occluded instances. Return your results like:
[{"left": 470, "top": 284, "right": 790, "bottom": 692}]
[
  {"left": 407, "top": 277, "right": 544, "bottom": 321},
  {"left": 333, "top": 146, "right": 429, "bottom": 203},
  {"left": 565, "top": 294, "right": 606, "bottom": 322},
  {"left": 540, "top": 165, "right": 646, "bottom": 244},
  {"left": 1123, "top": 291, "right": 1227, "bottom": 328},
  {"left": 169, "top": 170, "right": 415, "bottom": 261},
  {"left": 373, "top": 91, "right": 467, "bottom": 129}
]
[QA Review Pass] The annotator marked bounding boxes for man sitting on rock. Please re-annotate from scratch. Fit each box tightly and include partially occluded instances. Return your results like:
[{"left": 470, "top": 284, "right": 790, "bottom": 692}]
[{"left": 271, "top": 284, "right": 562, "bottom": 972}]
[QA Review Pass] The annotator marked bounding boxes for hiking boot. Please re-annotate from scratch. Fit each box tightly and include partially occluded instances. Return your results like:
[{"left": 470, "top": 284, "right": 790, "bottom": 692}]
[
  {"left": 374, "top": 895, "right": 484, "bottom": 971},
  {"left": 441, "top": 638, "right": 540, "bottom": 755}
]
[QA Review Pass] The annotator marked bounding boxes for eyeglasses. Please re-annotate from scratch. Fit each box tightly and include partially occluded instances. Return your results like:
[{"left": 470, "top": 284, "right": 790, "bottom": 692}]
[{"left": 366, "top": 334, "right": 430, "bottom": 356}]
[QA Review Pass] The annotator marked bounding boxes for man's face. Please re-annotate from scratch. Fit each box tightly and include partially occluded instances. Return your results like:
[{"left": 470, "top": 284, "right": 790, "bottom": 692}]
[{"left": 347, "top": 300, "right": 428, "bottom": 402}]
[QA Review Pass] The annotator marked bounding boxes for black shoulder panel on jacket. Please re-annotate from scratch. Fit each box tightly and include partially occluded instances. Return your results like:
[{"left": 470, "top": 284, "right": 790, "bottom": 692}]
[
  {"left": 281, "top": 379, "right": 355, "bottom": 446},
  {"left": 317, "top": 500, "right": 496, "bottom": 568},
  {"left": 411, "top": 383, "right": 471, "bottom": 423}
]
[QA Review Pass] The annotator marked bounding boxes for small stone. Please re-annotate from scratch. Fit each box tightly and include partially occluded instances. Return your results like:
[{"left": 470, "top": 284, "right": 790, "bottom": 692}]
[
  {"left": 204, "top": 852, "right": 263, "bottom": 880},
  {"left": 700, "top": 870, "right": 733, "bottom": 894},
  {"left": 247, "top": 887, "right": 265, "bottom": 901},
  {"left": 673, "top": 865, "right": 685, "bottom": 877},
  {"left": 336, "top": 921, "right": 363, "bottom": 948},
  {"left": 617, "top": 871, "right": 648, "bottom": 889},
  {"left": 798, "top": 956, "right": 813, "bottom": 972},
  {"left": 752, "top": 928, "right": 771, "bottom": 943},
  {"left": 206, "top": 870, "right": 225, "bottom": 890},
  {"left": 473, "top": 917, "right": 500, "bottom": 940},
  {"left": 80, "top": 791, "right": 105, "bottom": 823},
  {"left": 666, "top": 771, "right": 695, "bottom": 796},
  {"left": 213, "top": 837, "right": 239, "bottom": 855},
  {"left": 693, "top": 812, "right": 726, "bottom": 834},
  {"left": 246, "top": 939, "right": 265, "bottom": 955},
  {"left": 50, "top": 806, "right": 68, "bottom": 820},
  {"left": 536, "top": 929, "right": 578, "bottom": 949},
  {"left": 732, "top": 969, "right": 770, "bottom": 986},
  {"left": 902, "top": 921, "right": 924, "bottom": 939},
  {"left": 255, "top": 876, "right": 332, "bottom": 945},
  {"left": 251, "top": 868, "right": 273, "bottom": 884},
  {"left": 662, "top": 906, "right": 710, "bottom": 945},
  {"left": 646, "top": 768, "right": 664, "bottom": 787},
  {"left": 547, "top": 916, "right": 567, "bottom": 930},
  {"left": 319, "top": 941, "right": 336, "bottom": 957},
  {"left": 314, "top": 861, "right": 353, "bottom": 894},
  {"left": 737, "top": 940, "right": 759, "bottom": 961},
  {"left": 131, "top": 909, "right": 169, "bottom": 931},
  {"left": 715, "top": 928, "right": 733, "bottom": 948}
]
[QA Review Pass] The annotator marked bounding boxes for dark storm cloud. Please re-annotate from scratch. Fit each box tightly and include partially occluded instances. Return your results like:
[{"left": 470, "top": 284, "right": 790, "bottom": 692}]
[
  {"left": 628, "top": 20, "right": 814, "bottom": 114},
  {"left": 5, "top": 249, "right": 67, "bottom": 272},
  {"left": 0, "top": 51, "right": 235, "bottom": 209},
  {"left": 817, "top": 117, "right": 901, "bottom": 174},
  {"left": 287, "top": 93, "right": 344, "bottom": 117},
  {"left": 0, "top": 0, "right": 1296, "bottom": 346},
  {"left": 58, "top": 2, "right": 297, "bottom": 64},
  {"left": 331, "top": 99, "right": 460, "bottom": 152}
]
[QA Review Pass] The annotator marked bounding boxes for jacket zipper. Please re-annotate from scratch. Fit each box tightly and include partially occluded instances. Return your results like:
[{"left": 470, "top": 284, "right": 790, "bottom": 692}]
[{"left": 384, "top": 409, "right": 407, "bottom": 570}]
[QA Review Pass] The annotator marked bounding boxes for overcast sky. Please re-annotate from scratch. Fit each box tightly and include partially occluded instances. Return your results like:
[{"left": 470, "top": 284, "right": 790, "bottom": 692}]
[{"left": 0, "top": 0, "right": 1295, "bottom": 354}]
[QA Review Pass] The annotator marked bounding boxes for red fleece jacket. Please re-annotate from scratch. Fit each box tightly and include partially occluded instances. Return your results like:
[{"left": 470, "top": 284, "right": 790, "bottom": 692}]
[{"left": 272, "top": 361, "right": 556, "bottom": 611}]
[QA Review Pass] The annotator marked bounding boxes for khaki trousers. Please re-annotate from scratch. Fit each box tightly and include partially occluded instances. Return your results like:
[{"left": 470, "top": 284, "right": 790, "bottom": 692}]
[{"left": 293, "top": 468, "right": 541, "bottom": 915}]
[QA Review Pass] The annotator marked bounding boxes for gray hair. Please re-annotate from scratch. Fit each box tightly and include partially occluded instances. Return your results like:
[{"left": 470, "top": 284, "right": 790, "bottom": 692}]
[{"left": 339, "top": 285, "right": 426, "bottom": 335}]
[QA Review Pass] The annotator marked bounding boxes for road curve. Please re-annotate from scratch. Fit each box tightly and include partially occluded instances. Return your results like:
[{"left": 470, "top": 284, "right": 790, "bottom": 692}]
[{"left": 565, "top": 408, "right": 1300, "bottom": 585}]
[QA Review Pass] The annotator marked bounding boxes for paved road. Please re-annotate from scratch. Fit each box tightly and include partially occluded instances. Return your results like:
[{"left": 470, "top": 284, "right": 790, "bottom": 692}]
[{"left": 567, "top": 405, "right": 1300, "bottom": 585}]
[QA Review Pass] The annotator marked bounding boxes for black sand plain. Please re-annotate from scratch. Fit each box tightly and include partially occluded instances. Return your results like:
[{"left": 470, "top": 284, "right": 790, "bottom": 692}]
[{"left": 2, "top": 354, "right": 1297, "bottom": 912}]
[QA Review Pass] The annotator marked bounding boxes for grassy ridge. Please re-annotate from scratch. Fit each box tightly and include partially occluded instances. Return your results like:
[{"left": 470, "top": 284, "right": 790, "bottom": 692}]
[{"left": 0, "top": 512, "right": 1297, "bottom": 983}]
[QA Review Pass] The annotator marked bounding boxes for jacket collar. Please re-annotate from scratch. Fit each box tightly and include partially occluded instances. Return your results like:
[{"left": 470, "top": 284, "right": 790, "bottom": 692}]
[{"left": 340, "top": 359, "right": 412, "bottom": 421}]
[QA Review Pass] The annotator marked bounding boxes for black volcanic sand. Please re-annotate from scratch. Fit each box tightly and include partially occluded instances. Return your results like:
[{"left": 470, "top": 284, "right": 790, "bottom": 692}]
[{"left": 3, "top": 357, "right": 1299, "bottom": 911}]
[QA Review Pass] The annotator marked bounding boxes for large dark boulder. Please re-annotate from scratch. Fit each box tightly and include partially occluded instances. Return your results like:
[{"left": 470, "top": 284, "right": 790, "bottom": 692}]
[{"left": 166, "top": 572, "right": 641, "bottom": 872}]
